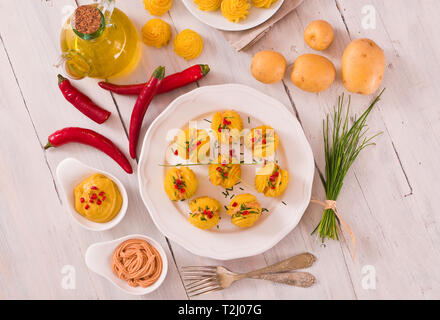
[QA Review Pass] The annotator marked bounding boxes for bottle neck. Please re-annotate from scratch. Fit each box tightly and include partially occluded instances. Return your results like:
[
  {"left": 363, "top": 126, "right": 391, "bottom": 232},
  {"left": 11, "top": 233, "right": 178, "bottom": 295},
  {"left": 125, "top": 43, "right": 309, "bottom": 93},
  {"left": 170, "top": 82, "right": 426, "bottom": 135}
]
[
  {"left": 98, "top": 0, "right": 115, "bottom": 25},
  {"left": 71, "top": 3, "right": 112, "bottom": 41}
]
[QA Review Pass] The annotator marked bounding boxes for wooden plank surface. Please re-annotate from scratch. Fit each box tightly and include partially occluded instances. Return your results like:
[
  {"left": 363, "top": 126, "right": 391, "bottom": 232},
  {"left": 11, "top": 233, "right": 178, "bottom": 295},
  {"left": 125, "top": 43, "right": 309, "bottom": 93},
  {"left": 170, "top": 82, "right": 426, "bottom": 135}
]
[{"left": 0, "top": 0, "right": 439, "bottom": 299}]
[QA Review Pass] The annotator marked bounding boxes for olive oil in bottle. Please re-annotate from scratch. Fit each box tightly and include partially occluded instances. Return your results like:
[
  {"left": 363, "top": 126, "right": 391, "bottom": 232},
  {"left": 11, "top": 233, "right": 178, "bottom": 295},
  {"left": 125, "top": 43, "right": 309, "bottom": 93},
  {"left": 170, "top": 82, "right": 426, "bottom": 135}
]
[{"left": 59, "top": 0, "right": 141, "bottom": 79}]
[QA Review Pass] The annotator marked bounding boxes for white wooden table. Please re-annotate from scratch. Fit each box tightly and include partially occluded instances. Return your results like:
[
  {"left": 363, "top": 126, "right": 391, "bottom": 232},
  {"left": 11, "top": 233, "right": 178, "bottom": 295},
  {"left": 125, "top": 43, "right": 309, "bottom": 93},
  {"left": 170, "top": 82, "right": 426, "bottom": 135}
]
[{"left": 1, "top": 0, "right": 439, "bottom": 300}]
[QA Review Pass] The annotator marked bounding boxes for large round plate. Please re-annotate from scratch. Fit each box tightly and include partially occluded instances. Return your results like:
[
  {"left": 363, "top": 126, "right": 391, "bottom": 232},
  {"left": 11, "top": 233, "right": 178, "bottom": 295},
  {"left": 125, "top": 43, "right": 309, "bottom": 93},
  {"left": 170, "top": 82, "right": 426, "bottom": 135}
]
[
  {"left": 138, "top": 84, "right": 314, "bottom": 260},
  {"left": 182, "top": 0, "right": 284, "bottom": 31}
]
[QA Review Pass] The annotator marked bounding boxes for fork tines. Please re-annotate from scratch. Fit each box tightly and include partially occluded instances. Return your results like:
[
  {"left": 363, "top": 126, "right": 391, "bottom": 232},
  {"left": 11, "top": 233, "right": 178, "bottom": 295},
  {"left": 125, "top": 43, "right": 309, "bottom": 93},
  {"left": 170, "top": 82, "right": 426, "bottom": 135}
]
[{"left": 180, "top": 266, "right": 221, "bottom": 297}]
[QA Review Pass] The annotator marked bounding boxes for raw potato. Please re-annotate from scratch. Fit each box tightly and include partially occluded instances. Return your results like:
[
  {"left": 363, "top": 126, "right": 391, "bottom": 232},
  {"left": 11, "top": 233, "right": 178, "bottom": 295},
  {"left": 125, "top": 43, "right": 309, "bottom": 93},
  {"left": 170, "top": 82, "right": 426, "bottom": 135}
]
[
  {"left": 342, "top": 38, "right": 385, "bottom": 95},
  {"left": 304, "top": 20, "right": 334, "bottom": 51},
  {"left": 251, "top": 50, "right": 287, "bottom": 84},
  {"left": 291, "top": 54, "right": 336, "bottom": 92}
]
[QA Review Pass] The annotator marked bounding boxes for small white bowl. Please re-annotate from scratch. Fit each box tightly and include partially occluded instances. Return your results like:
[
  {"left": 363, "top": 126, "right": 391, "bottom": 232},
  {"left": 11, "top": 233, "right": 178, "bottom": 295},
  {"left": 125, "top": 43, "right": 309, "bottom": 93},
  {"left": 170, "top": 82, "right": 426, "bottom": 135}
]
[
  {"left": 56, "top": 158, "right": 128, "bottom": 231},
  {"left": 85, "top": 234, "right": 168, "bottom": 295}
]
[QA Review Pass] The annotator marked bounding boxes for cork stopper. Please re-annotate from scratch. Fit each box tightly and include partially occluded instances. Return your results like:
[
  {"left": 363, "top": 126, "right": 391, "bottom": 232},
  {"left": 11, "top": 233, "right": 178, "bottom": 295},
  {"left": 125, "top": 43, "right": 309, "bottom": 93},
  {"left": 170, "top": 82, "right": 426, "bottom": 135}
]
[{"left": 72, "top": 5, "right": 102, "bottom": 35}]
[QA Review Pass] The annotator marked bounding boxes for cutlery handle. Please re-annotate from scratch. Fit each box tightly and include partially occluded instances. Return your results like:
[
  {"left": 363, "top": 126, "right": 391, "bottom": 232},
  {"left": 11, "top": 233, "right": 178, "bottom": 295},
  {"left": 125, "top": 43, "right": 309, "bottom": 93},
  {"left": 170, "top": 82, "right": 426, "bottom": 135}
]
[
  {"left": 249, "top": 272, "right": 316, "bottom": 288},
  {"left": 245, "top": 253, "right": 316, "bottom": 277}
]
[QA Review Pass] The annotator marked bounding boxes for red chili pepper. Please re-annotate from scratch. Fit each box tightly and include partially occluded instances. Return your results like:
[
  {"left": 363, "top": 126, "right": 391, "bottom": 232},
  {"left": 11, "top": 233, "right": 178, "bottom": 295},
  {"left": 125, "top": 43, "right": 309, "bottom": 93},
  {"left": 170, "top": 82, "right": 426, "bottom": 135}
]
[
  {"left": 98, "top": 65, "right": 210, "bottom": 96},
  {"left": 129, "top": 66, "right": 165, "bottom": 159},
  {"left": 44, "top": 127, "right": 133, "bottom": 174},
  {"left": 58, "top": 75, "right": 111, "bottom": 124}
]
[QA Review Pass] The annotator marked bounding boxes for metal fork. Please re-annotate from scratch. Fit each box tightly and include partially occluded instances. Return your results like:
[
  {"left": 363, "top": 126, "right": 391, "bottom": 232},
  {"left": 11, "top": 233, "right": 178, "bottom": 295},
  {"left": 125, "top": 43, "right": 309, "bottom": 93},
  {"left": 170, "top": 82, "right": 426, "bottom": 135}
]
[{"left": 181, "top": 252, "right": 316, "bottom": 297}]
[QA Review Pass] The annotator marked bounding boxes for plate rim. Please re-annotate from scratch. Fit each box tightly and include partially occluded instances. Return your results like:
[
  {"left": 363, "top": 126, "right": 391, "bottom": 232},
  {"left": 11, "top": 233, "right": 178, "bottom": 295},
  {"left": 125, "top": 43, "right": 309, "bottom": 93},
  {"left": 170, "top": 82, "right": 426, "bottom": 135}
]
[
  {"left": 138, "top": 83, "right": 314, "bottom": 260},
  {"left": 181, "top": 0, "right": 285, "bottom": 32}
]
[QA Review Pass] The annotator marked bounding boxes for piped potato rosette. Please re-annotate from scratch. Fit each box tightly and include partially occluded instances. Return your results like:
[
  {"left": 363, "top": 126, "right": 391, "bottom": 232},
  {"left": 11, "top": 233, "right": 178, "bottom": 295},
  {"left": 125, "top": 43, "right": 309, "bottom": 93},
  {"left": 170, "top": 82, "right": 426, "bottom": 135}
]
[
  {"left": 255, "top": 162, "right": 289, "bottom": 197},
  {"left": 176, "top": 128, "right": 210, "bottom": 163},
  {"left": 143, "top": 0, "right": 173, "bottom": 16},
  {"left": 221, "top": 0, "right": 251, "bottom": 23},
  {"left": 211, "top": 109, "right": 243, "bottom": 142},
  {"left": 174, "top": 29, "right": 204, "bottom": 60},
  {"left": 194, "top": 0, "right": 222, "bottom": 11},
  {"left": 142, "top": 19, "right": 172, "bottom": 48},
  {"left": 252, "top": 0, "right": 278, "bottom": 8},
  {"left": 227, "top": 194, "right": 262, "bottom": 228},
  {"left": 209, "top": 156, "right": 241, "bottom": 189},
  {"left": 188, "top": 196, "right": 222, "bottom": 230},
  {"left": 164, "top": 167, "right": 198, "bottom": 201},
  {"left": 245, "top": 125, "right": 280, "bottom": 158}
]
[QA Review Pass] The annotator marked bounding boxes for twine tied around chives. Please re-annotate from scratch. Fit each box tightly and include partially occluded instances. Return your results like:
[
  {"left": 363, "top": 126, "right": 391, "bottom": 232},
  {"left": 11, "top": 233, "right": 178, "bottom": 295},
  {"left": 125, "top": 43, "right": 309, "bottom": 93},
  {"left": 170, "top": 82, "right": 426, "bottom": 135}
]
[{"left": 310, "top": 199, "right": 357, "bottom": 261}]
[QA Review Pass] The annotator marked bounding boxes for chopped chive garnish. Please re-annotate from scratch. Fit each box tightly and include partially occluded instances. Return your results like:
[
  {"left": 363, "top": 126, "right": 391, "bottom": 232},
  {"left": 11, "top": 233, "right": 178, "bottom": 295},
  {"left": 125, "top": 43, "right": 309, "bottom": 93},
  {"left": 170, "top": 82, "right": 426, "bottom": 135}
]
[
  {"left": 203, "top": 119, "right": 211, "bottom": 123},
  {"left": 282, "top": 201, "right": 287, "bottom": 206}
]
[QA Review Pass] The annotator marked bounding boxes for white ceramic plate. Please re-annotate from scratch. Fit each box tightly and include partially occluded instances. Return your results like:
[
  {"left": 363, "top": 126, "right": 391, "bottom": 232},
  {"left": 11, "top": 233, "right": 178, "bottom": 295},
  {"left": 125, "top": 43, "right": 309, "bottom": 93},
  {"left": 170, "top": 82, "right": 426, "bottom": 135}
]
[
  {"left": 56, "top": 158, "right": 128, "bottom": 231},
  {"left": 138, "top": 84, "right": 314, "bottom": 260},
  {"left": 182, "top": 0, "right": 284, "bottom": 31},
  {"left": 85, "top": 234, "right": 168, "bottom": 295}
]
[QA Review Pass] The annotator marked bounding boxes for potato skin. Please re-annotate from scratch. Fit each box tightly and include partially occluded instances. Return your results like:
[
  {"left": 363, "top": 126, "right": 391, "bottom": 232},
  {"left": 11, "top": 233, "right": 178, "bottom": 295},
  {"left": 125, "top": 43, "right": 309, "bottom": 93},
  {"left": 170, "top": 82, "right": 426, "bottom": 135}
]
[
  {"left": 342, "top": 38, "right": 385, "bottom": 95},
  {"left": 251, "top": 50, "right": 287, "bottom": 84},
  {"left": 304, "top": 20, "right": 334, "bottom": 51},
  {"left": 291, "top": 54, "right": 336, "bottom": 92}
]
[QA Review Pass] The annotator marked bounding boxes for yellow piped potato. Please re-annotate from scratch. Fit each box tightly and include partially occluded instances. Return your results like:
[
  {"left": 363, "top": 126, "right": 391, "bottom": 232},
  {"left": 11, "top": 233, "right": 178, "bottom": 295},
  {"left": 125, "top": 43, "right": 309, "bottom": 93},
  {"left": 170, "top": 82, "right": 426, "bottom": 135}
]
[
  {"left": 188, "top": 197, "right": 221, "bottom": 230},
  {"left": 194, "top": 0, "right": 222, "bottom": 11},
  {"left": 255, "top": 162, "right": 289, "bottom": 197},
  {"left": 74, "top": 174, "right": 122, "bottom": 223},
  {"left": 211, "top": 110, "right": 243, "bottom": 142},
  {"left": 251, "top": 50, "right": 287, "bottom": 84},
  {"left": 227, "top": 194, "right": 262, "bottom": 228},
  {"left": 342, "top": 38, "right": 385, "bottom": 95},
  {"left": 143, "top": 0, "right": 173, "bottom": 16},
  {"left": 164, "top": 167, "right": 198, "bottom": 201},
  {"left": 291, "top": 54, "right": 336, "bottom": 93},
  {"left": 252, "top": 0, "right": 278, "bottom": 8},
  {"left": 245, "top": 125, "right": 280, "bottom": 158},
  {"left": 141, "top": 19, "right": 172, "bottom": 48},
  {"left": 304, "top": 20, "right": 335, "bottom": 51},
  {"left": 221, "top": 0, "right": 251, "bottom": 23},
  {"left": 174, "top": 29, "right": 204, "bottom": 60},
  {"left": 176, "top": 128, "right": 210, "bottom": 163},
  {"left": 209, "top": 157, "right": 241, "bottom": 189}
]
